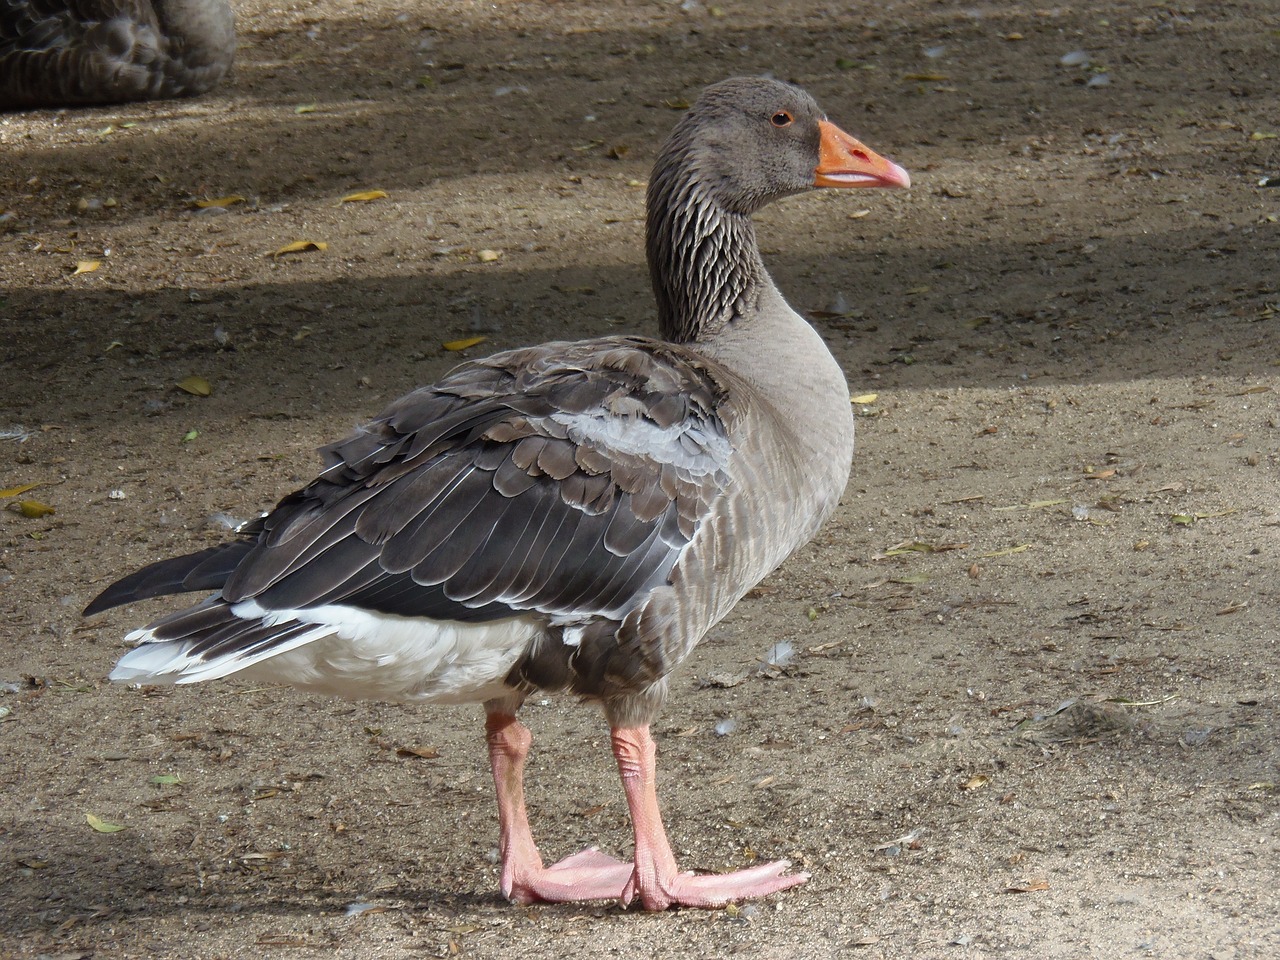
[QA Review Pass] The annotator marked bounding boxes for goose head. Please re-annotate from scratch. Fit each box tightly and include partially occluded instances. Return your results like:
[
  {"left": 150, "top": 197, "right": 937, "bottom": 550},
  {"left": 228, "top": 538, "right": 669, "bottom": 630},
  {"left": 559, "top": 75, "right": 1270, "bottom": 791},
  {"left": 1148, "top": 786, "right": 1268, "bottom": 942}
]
[
  {"left": 646, "top": 77, "right": 909, "bottom": 341},
  {"left": 652, "top": 77, "right": 909, "bottom": 217}
]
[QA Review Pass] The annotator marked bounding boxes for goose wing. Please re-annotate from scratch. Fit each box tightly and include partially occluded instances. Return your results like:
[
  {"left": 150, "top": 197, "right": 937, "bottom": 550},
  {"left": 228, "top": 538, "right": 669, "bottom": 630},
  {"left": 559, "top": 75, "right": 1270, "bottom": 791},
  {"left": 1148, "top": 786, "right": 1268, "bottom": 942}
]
[{"left": 91, "top": 337, "right": 738, "bottom": 638}]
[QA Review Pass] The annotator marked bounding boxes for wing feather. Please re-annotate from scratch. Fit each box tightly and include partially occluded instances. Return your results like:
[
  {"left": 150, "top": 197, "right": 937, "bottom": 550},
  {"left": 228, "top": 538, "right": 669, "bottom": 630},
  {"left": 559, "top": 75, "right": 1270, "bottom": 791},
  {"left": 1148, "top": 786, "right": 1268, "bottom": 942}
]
[{"left": 91, "top": 337, "right": 741, "bottom": 665}]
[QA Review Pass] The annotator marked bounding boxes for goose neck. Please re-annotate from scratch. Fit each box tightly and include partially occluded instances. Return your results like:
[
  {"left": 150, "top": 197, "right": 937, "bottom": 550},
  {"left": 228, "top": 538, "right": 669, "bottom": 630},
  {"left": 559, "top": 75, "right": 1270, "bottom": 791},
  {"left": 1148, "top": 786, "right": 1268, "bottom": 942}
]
[{"left": 645, "top": 163, "right": 771, "bottom": 344}]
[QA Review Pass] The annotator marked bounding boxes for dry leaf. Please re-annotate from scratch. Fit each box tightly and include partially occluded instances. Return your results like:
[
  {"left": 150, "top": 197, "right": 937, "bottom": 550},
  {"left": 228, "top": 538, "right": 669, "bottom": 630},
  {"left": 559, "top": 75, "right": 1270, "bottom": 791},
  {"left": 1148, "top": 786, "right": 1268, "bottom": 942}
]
[
  {"left": 73, "top": 260, "right": 100, "bottom": 275},
  {"left": 86, "top": 813, "right": 125, "bottom": 833},
  {"left": 0, "top": 482, "right": 41, "bottom": 499},
  {"left": 442, "top": 336, "right": 487, "bottom": 352},
  {"left": 891, "top": 573, "right": 930, "bottom": 584},
  {"left": 175, "top": 375, "right": 212, "bottom": 397},
  {"left": 272, "top": 240, "right": 327, "bottom": 257},
  {"left": 979, "top": 544, "right": 1031, "bottom": 558},
  {"left": 340, "top": 190, "right": 388, "bottom": 204},
  {"left": 960, "top": 774, "right": 990, "bottom": 791},
  {"left": 240, "top": 850, "right": 286, "bottom": 862},
  {"left": 195, "top": 195, "right": 245, "bottom": 209},
  {"left": 1006, "top": 880, "right": 1050, "bottom": 893},
  {"left": 10, "top": 499, "right": 55, "bottom": 518},
  {"left": 476, "top": 249, "right": 501, "bottom": 262},
  {"left": 395, "top": 745, "right": 441, "bottom": 760},
  {"left": 850, "top": 393, "right": 879, "bottom": 404}
]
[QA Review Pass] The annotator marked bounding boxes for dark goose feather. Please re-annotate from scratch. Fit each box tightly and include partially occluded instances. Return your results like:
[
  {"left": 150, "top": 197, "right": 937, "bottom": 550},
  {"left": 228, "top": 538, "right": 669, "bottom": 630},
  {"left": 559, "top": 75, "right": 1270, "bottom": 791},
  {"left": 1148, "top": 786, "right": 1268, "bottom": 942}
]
[{"left": 0, "top": 0, "right": 234, "bottom": 108}]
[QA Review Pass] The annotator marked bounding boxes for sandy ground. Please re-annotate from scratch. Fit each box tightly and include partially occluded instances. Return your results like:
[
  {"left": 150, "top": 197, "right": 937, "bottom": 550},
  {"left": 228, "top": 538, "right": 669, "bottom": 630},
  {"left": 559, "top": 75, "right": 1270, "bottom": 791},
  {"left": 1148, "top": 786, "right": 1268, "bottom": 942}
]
[{"left": 1, "top": 1, "right": 1278, "bottom": 957}]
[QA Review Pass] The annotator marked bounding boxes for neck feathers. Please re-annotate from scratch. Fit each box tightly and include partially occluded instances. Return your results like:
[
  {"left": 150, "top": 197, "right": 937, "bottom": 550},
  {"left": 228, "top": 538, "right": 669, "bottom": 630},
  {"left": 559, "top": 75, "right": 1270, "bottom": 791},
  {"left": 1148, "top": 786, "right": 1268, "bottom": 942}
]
[{"left": 645, "top": 150, "right": 770, "bottom": 344}]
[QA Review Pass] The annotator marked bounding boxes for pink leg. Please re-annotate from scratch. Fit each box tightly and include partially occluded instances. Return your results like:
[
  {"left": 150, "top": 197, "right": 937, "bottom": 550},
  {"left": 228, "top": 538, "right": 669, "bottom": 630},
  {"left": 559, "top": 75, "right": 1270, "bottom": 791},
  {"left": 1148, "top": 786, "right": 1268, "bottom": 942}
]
[
  {"left": 485, "top": 711, "right": 633, "bottom": 903},
  {"left": 612, "top": 725, "right": 809, "bottom": 910}
]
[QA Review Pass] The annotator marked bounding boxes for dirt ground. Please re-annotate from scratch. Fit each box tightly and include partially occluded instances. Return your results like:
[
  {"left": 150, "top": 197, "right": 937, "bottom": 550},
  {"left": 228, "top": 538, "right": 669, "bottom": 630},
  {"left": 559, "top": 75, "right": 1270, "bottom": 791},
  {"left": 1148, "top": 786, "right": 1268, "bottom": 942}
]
[{"left": 2, "top": 0, "right": 1278, "bottom": 957}]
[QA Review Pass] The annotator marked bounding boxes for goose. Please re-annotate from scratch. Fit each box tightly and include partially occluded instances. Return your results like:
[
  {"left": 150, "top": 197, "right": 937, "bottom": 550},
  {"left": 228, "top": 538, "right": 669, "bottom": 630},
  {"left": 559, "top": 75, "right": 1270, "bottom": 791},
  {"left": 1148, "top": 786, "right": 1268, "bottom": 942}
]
[
  {"left": 86, "top": 77, "right": 909, "bottom": 910},
  {"left": 0, "top": 0, "right": 234, "bottom": 109}
]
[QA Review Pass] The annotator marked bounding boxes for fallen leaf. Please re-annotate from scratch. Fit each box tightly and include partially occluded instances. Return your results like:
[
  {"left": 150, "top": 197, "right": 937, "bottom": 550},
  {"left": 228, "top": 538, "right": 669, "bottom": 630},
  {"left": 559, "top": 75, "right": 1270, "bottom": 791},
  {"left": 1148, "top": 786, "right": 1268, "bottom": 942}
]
[
  {"left": 0, "top": 482, "right": 41, "bottom": 499},
  {"left": 181, "top": 429, "right": 200, "bottom": 443},
  {"left": 294, "top": 103, "right": 318, "bottom": 114},
  {"left": 993, "top": 499, "right": 1067, "bottom": 512},
  {"left": 195, "top": 195, "right": 245, "bottom": 209},
  {"left": 851, "top": 393, "right": 879, "bottom": 404},
  {"left": 395, "top": 745, "right": 440, "bottom": 760},
  {"left": 10, "top": 499, "right": 55, "bottom": 518},
  {"left": 1085, "top": 468, "right": 1117, "bottom": 479},
  {"left": 979, "top": 544, "right": 1032, "bottom": 558},
  {"left": 175, "top": 375, "right": 212, "bottom": 397},
  {"left": 891, "top": 573, "right": 931, "bottom": 584},
  {"left": 241, "top": 850, "right": 286, "bottom": 861},
  {"left": 1171, "top": 508, "right": 1237, "bottom": 525},
  {"left": 340, "top": 190, "right": 388, "bottom": 204},
  {"left": 442, "top": 336, "right": 487, "bottom": 351},
  {"left": 476, "top": 249, "right": 501, "bottom": 262},
  {"left": 876, "top": 540, "right": 969, "bottom": 558},
  {"left": 272, "top": 240, "right": 327, "bottom": 257},
  {"left": 1006, "top": 880, "right": 1050, "bottom": 893},
  {"left": 151, "top": 773, "right": 183, "bottom": 785},
  {"left": 73, "top": 260, "right": 100, "bottom": 275},
  {"left": 960, "top": 774, "right": 990, "bottom": 791},
  {"left": 86, "top": 813, "right": 125, "bottom": 833}
]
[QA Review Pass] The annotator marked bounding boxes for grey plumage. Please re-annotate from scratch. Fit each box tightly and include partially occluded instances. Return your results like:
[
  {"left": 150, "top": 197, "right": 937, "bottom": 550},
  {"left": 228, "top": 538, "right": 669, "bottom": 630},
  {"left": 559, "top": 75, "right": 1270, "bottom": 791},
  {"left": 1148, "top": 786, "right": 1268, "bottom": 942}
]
[{"left": 0, "top": 0, "right": 234, "bottom": 109}]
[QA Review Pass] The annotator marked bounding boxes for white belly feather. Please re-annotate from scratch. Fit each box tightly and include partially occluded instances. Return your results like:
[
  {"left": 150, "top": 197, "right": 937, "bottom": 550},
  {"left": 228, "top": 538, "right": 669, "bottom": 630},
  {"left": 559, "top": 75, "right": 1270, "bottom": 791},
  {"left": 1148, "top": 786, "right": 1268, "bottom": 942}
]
[{"left": 110, "top": 600, "right": 543, "bottom": 704}]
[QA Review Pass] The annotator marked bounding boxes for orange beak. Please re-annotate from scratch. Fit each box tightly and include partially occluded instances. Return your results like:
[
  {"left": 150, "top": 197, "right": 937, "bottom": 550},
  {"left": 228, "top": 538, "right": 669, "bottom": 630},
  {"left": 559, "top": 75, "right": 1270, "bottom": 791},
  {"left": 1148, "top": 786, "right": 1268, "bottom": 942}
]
[{"left": 814, "top": 120, "right": 910, "bottom": 189}]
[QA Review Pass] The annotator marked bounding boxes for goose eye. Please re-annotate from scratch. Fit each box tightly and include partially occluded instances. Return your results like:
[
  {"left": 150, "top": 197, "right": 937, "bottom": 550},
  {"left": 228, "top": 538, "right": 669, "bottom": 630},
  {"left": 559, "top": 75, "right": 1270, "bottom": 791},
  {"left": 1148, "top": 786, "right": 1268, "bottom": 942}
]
[{"left": 771, "top": 111, "right": 793, "bottom": 127}]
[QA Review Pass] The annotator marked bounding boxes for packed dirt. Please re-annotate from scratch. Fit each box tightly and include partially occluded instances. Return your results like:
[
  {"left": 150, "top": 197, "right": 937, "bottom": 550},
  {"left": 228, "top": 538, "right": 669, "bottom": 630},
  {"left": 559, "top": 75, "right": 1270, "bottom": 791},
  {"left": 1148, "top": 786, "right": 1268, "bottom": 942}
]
[{"left": 1, "top": 1, "right": 1278, "bottom": 957}]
